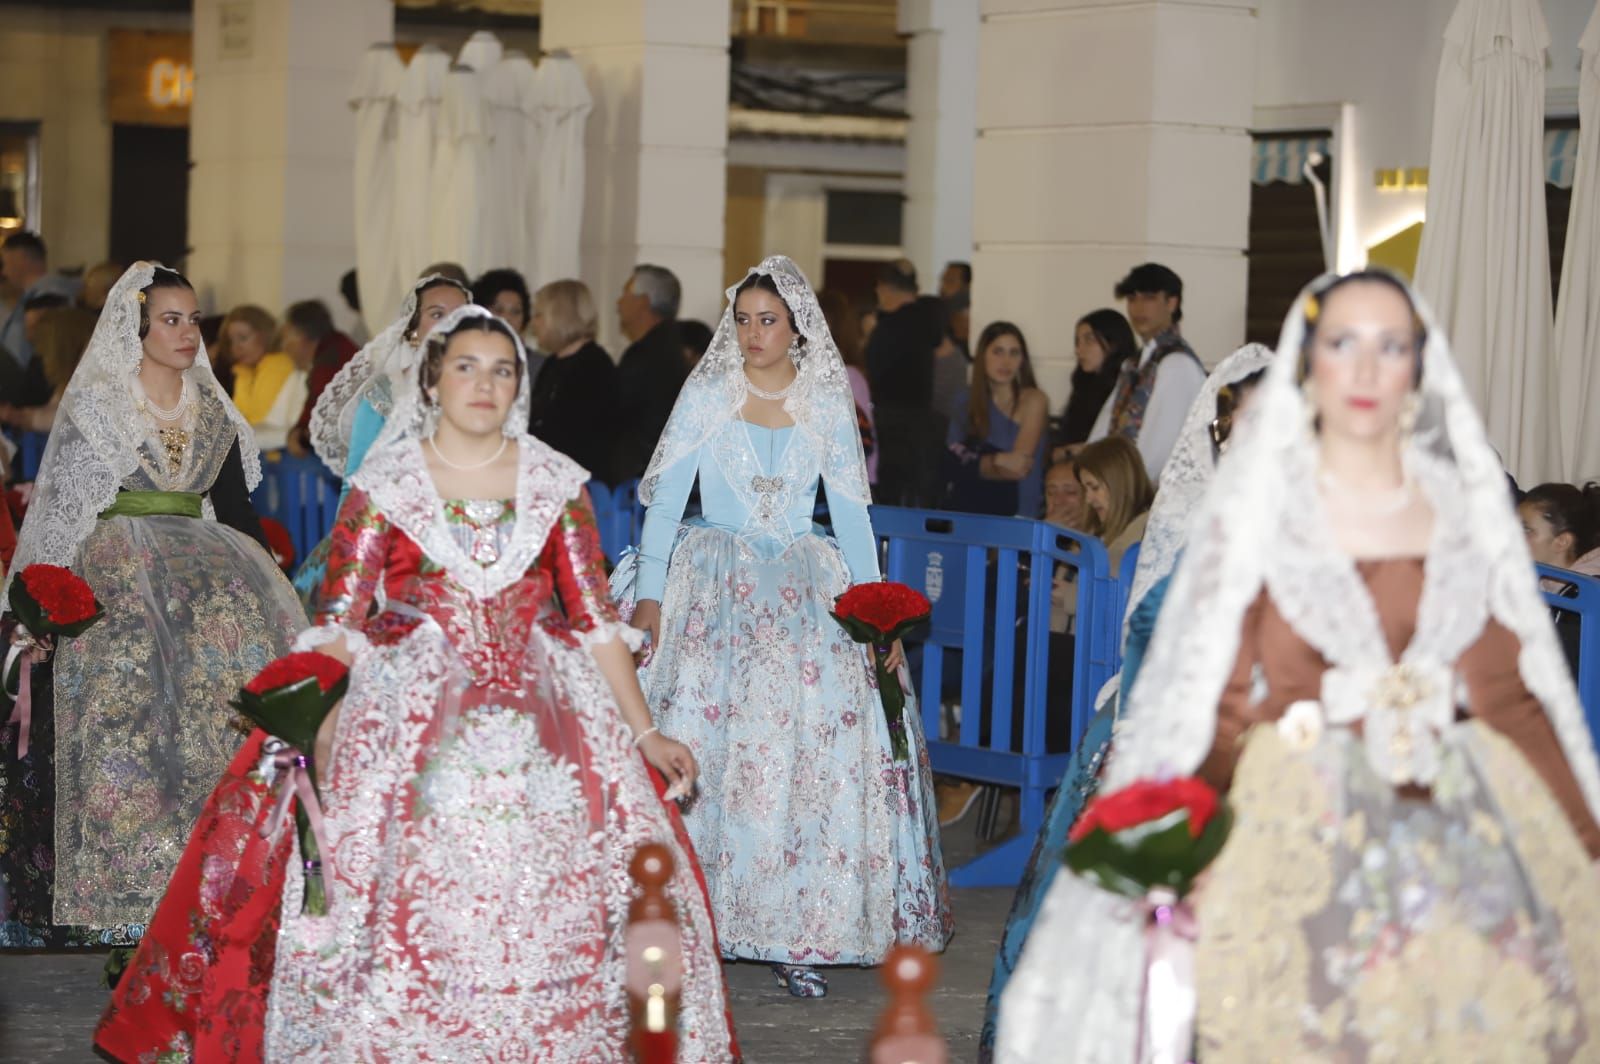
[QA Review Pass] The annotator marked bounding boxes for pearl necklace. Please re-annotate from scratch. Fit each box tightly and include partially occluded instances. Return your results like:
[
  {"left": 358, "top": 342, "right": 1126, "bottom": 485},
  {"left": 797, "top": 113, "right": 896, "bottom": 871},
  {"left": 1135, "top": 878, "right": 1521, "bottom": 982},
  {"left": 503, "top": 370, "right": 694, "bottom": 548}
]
[
  {"left": 1317, "top": 468, "right": 1414, "bottom": 516},
  {"left": 428, "top": 435, "right": 509, "bottom": 471},
  {"left": 745, "top": 372, "right": 795, "bottom": 401},
  {"left": 136, "top": 378, "right": 190, "bottom": 422}
]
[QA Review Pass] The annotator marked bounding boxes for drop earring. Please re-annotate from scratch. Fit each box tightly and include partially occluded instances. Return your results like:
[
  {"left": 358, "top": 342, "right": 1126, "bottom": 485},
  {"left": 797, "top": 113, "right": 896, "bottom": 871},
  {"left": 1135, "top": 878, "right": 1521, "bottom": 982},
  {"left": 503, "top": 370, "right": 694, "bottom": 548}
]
[
  {"left": 1399, "top": 392, "right": 1420, "bottom": 438},
  {"left": 787, "top": 336, "right": 802, "bottom": 364}
]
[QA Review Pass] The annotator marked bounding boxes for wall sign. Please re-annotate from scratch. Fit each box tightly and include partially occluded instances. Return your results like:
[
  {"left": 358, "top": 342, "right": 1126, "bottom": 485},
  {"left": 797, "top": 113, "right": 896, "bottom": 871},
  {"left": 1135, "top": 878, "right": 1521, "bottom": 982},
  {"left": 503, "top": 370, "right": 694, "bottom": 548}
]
[
  {"left": 220, "top": 1, "right": 254, "bottom": 60},
  {"left": 108, "top": 30, "right": 193, "bottom": 128}
]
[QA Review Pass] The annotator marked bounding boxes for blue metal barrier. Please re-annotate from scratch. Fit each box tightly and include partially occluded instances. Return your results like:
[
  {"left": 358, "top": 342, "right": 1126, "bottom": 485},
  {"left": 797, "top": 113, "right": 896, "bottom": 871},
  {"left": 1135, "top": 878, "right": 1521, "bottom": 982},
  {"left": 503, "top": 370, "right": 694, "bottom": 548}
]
[
  {"left": 1540, "top": 564, "right": 1600, "bottom": 742},
  {"left": 251, "top": 453, "right": 343, "bottom": 562},
  {"left": 18, "top": 430, "right": 47, "bottom": 481},
  {"left": 871, "top": 506, "right": 1119, "bottom": 887},
  {"left": 612, "top": 479, "right": 644, "bottom": 558},
  {"left": 584, "top": 478, "right": 643, "bottom": 563}
]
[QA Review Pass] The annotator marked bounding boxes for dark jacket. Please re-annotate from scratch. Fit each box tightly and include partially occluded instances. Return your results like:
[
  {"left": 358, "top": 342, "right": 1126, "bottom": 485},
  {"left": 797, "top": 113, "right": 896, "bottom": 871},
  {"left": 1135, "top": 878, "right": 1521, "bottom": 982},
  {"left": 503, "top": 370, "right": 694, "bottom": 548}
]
[
  {"left": 527, "top": 340, "right": 620, "bottom": 484},
  {"left": 613, "top": 319, "right": 687, "bottom": 481},
  {"left": 866, "top": 298, "right": 943, "bottom": 410}
]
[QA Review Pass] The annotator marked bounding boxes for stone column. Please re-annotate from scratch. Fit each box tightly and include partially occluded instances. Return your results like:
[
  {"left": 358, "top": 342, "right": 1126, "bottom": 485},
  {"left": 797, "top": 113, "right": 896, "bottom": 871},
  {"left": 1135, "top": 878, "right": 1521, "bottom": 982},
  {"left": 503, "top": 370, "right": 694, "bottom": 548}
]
[
  {"left": 973, "top": 0, "right": 1256, "bottom": 398},
  {"left": 188, "top": 0, "right": 393, "bottom": 313},
  {"left": 899, "top": 0, "right": 979, "bottom": 292},
  {"left": 540, "top": 0, "right": 730, "bottom": 351}
]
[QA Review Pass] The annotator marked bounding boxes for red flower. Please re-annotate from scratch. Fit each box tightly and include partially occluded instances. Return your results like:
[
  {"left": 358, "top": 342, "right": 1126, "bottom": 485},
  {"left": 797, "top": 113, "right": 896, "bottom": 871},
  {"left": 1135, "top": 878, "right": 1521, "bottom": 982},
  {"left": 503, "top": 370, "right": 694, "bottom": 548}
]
[
  {"left": 1069, "top": 777, "right": 1220, "bottom": 843},
  {"left": 243, "top": 652, "right": 348, "bottom": 696},
  {"left": 260, "top": 518, "right": 295, "bottom": 569},
  {"left": 17, "top": 564, "right": 99, "bottom": 626},
  {"left": 833, "top": 581, "right": 931, "bottom": 636}
]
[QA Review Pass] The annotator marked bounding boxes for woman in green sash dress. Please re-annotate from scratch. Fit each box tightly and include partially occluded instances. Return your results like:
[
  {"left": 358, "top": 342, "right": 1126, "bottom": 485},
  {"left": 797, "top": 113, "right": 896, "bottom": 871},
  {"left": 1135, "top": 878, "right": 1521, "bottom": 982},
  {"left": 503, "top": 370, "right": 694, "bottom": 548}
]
[{"left": 0, "top": 263, "right": 305, "bottom": 949}]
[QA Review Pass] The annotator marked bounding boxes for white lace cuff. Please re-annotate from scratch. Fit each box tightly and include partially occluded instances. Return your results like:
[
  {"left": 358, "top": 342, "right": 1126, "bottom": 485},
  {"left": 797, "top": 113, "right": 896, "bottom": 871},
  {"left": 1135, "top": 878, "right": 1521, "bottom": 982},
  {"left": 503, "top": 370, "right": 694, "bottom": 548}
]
[
  {"left": 576, "top": 620, "right": 647, "bottom": 653},
  {"left": 294, "top": 623, "right": 370, "bottom": 656}
]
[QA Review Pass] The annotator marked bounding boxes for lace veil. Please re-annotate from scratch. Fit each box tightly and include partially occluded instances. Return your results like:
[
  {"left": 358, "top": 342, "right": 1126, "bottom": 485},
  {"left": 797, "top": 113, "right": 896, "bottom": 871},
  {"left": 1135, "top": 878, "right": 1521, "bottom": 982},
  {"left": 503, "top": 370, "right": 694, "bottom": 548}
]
[
  {"left": 1122, "top": 342, "right": 1275, "bottom": 630},
  {"left": 4, "top": 261, "right": 258, "bottom": 600},
  {"left": 307, "top": 273, "right": 471, "bottom": 477},
  {"left": 347, "top": 303, "right": 584, "bottom": 600},
  {"left": 638, "top": 255, "right": 869, "bottom": 536},
  {"left": 995, "top": 273, "right": 1600, "bottom": 1063}
]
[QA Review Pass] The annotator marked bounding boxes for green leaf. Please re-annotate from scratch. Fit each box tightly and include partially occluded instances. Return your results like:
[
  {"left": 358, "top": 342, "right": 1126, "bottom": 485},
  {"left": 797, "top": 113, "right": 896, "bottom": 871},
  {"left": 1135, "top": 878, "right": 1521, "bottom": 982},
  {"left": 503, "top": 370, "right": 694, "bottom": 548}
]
[{"left": 231, "top": 674, "right": 347, "bottom": 755}]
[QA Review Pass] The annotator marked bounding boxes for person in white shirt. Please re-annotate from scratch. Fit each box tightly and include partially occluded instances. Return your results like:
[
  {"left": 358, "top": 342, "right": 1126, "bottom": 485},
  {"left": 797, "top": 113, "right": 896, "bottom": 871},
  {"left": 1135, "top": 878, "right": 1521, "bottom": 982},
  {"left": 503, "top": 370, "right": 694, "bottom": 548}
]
[{"left": 1087, "top": 262, "right": 1205, "bottom": 480}]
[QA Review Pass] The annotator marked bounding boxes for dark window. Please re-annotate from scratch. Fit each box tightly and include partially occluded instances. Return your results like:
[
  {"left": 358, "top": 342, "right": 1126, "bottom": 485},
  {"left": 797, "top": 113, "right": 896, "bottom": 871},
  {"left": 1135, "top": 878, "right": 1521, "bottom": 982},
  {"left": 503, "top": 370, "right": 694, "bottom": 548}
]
[
  {"left": 825, "top": 188, "right": 902, "bottom": 246},
  {"left": 111, "top": 124, "right": 190, "bottom": 268},
  {"left": 1245, "top": 131, "right": 1333, "bottom": 346},
  {"left": 1548, "top": 116, "right": 1578, "bottom": 300}
]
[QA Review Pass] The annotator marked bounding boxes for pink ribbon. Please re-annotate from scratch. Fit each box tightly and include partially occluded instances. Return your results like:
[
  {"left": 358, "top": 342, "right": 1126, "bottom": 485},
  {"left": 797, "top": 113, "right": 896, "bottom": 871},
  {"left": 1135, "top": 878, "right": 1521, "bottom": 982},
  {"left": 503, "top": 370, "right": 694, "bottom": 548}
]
[
  {"left": 1136, "top": 887, "right": 1199, "bottom": 1064},
  {"left": 260, "top": 748, "right": 332, "bottom": 874},
  {"left": 6, "top": 632, "right": 52, "bottom": 760}
]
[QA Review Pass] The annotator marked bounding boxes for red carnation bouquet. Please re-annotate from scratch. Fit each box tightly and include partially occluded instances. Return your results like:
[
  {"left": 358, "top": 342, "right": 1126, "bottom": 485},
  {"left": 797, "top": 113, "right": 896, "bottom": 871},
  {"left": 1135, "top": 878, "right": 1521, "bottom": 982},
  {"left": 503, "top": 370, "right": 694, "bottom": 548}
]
[
  {"left": 9, "top": 562, "right": 104, "bottom": 635},
  {"left": 1066, "top": 776, "right": 1230, "bottom": 898},
  {"left": 5, "top": 564, "right": 105, "bottom": 757},
  {"left": 1066, "top": 776, "right": 1231, "bottom": 1063},
  {"left": 831, "top": 581, "right": 931, "bottom": 762},
  {"left": 233, "top": 651, "right": 349, "bottom": 916}
]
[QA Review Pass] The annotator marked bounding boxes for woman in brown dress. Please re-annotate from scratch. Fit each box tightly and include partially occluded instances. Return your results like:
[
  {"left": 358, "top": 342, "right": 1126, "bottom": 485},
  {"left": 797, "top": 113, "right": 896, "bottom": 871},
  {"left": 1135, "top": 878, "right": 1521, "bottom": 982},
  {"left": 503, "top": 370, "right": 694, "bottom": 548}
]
[{"left": 997, "top": 271, "right": 1600, "bottom": 1062}]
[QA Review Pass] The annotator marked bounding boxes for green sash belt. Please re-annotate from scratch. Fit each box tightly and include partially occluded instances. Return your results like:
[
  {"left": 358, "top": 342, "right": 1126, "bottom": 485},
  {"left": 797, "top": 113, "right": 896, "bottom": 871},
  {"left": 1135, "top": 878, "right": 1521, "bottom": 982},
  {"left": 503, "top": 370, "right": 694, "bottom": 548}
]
[{"left": 97, "top": 490, "right": 204, "bottom": 521}]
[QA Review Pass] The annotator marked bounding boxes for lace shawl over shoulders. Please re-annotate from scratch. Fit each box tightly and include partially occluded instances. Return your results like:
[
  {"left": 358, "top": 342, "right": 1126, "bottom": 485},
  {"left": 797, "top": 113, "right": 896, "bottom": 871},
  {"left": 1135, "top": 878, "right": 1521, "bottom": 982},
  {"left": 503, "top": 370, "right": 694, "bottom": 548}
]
[{"left": 352, "top": 435, "right": 588, "bottom": 599}]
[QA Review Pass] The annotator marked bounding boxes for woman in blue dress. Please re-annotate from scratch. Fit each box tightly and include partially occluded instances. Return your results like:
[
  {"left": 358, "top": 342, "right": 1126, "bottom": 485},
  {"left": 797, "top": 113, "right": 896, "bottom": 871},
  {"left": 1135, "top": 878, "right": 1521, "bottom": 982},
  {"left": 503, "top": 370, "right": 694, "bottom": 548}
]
[
  {"left": 944, "top": 322, "right": 1050, "bottom": 517},
  {"left": 618, "top": 255, "right": 952, "bottom": 998},
  {"left": 292, "top": 272, "right": 470, "bottom": 600},
  {"left": 977, "top": 342, "right": 1274, "bottom": 1060}
]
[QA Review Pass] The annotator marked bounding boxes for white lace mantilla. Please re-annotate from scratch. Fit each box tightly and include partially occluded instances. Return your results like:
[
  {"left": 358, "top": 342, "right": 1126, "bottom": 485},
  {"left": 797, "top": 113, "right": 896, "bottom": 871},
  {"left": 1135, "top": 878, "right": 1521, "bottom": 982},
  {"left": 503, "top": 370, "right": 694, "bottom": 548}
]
[
  {"left": 4, "top": 261, "right": 259, "bottom": 601},
  {"left": 1124, "top": 343, "right": 1276, "bottom": 630},
  {"left": 640, "top": 255, "right": 869, "bottom": 513},
  {"left": 307, "top": 272, "right": 469, "bottom": 478}
]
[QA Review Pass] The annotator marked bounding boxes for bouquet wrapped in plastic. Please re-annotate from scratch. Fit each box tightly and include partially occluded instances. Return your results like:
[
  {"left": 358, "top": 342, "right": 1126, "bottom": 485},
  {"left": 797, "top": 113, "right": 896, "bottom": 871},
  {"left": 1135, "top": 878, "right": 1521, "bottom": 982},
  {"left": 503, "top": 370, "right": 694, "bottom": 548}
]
[
  {"left": 830, "top": 581, "right": 931, "bottom": 762},
  {"left": 1066, "top": 776, "right": 1232, "bottom": 1064},
  {"left": 233, "top": 651, "right": 349, "bottom": 915},
  {"left": 4, "top": 563, "right": 105, "bottom": 757}
]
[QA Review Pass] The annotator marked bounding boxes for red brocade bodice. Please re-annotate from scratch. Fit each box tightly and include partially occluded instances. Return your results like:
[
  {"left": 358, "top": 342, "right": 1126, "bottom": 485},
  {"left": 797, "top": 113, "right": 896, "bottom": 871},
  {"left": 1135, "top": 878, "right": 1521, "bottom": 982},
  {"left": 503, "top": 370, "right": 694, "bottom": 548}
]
[{"left": 316, "top": 487, "right": 622, "bottom": 687}]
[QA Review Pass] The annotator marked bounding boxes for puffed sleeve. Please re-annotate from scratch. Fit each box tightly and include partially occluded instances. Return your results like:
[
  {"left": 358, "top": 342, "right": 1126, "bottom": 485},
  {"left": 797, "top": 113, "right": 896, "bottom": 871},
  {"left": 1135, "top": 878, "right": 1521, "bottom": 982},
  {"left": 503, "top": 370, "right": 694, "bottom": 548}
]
[
  {"left": 542, "top": 488, "right": 645, "bottom": 650},
  {"left": 633, "top": 446, "right": 698, "bottom": 603},
  {"left": 312, "top": 484, "right": 392, "bottom": 631}
]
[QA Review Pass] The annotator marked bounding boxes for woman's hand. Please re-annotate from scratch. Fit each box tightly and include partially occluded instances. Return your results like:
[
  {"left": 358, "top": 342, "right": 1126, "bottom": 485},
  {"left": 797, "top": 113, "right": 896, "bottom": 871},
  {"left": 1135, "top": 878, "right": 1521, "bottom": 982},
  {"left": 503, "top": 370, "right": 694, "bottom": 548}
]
[
  {"left": 630, "top": 599, "right": 662, "bottom": 661},
  {"left": 639, "top": 731, "right": 698, "bottom": 799},
  {"left": 883, "top": 638, "right": 906, "bottom": 673}
]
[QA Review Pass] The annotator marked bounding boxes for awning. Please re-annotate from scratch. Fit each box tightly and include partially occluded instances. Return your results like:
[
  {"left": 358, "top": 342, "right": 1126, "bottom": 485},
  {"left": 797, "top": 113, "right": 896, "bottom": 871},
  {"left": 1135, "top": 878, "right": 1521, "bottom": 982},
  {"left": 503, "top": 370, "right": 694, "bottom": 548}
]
[
  {"left": 1547, "top": 127, "right": 1579, "bottom": 188},
  {"left": 1251, "top": 135, "right": 1331, "bottom": 185}
]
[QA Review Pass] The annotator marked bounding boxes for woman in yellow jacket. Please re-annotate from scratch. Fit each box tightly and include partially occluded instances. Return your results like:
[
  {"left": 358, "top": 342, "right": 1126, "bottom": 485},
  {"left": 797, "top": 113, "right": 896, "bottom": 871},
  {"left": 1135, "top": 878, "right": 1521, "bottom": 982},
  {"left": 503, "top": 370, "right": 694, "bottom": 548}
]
[{"left": 219, "top": 305, "right": 306, "bottom": 451}]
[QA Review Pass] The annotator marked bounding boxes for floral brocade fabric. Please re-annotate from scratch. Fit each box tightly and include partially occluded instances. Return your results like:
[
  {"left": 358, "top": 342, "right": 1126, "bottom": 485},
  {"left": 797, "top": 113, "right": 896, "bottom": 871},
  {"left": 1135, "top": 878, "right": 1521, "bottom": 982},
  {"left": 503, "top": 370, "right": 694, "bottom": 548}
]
[
  {"left": 2, "top": 470, "right": 303, "bottom": 948},
  {"left": 259, "top": 484, "right": 735, "bottom": 1061},
  {"left": 643, "top": 525, "right": 953, "bottom": 964},
  {"left": 1195, "top": 723, "right": 1600, "bottom": 1061}
]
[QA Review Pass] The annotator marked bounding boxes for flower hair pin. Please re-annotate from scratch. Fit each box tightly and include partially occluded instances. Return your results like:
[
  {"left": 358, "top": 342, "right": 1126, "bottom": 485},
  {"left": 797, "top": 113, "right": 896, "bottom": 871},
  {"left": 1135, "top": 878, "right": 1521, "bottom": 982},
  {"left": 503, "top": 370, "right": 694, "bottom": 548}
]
[
  {"left": 135, "top": 290, "right": 147, "bottom": 304},
  {"left": 1303, "top": 293, "right": 1319, "bottom": 324}
]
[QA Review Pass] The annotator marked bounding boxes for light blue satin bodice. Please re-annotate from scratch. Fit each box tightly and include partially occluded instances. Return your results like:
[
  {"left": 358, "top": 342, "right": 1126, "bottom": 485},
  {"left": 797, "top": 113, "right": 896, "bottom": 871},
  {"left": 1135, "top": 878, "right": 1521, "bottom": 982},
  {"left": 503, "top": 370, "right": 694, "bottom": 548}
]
[{"left": 634, "top": 422, "right": 880, "bottom": 602}]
